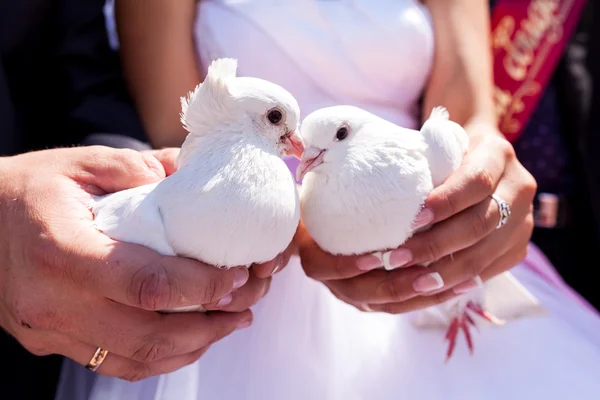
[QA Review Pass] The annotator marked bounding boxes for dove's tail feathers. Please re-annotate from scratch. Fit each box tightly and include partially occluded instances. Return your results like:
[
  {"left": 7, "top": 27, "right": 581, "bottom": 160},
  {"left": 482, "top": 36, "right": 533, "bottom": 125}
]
[
  {"left": 179, "top": 57, "right": 239, "bottom": 135},
  {"left": 425, "top": 106, "right": 468, "bottom": 152},
  {"left": 429, "top": 106, "right": 450, "bottom": 120},
  {"left": 421, "top": 113, "right": 470, "bottom": 186},
  {"left": 412, "top": 272, "right": 546, "bottom": 329}
]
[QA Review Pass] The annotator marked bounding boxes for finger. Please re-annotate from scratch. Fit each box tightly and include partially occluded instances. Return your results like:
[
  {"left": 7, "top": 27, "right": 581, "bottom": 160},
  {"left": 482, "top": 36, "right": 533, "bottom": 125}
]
[
  {"left": 424, "top": 135, "right": 513, "bottom": 224},
  {"left": 252, "top": 241, "right": 296, "bottom": 278},
  {"left": 382, "top": 214, "right": 532, "bottom": 303},
  {"left": 13, "top": 326, "right": 209, "bottom": 380},
  {"left": 324, "top": 267, "right": 429, "bottom": 305},
  {"left": 204, "top": 273, "right": 271, "bottom": 312},
  {"left": 326, "top": 212, "right": 531, "bottom": 306},
  {"left": 294, "top": 223, "right": 363, "bottom": 280},
  {"left": 276, "top": 244, "right": 294, "bottom": 275},
  {"left": 68, "top": 146, "right": 166, "bottom": 193},
  {"left": 57, "top": 227, "right": 250, "bottom": 310},
  {"left": 252, "top": 255, "right": 285, "bottom": 279},
  {"left": 62, "top": 337, "right": 210, "bottom": 382},
  {"left": 365, "top": 242, "right": 529, "bottom": 314},
  {"left": 401, "top": 188, "right": 513, "bottom": 267},
  {"left": 415, "top": 212, "right": 533, "bottom": 297},
  {"left": 143, "top": 148, "right": 180, "bottom": 176},
  {"left": 29, "top": 297, "right": 252, "bottom": 363}
]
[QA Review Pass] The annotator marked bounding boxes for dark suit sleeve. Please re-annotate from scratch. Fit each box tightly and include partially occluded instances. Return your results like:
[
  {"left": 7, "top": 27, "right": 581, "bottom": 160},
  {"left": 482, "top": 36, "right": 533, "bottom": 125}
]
[
  {"left": 0, "top": 58, "right": 19, "bottom": 154},
  {"left": 52, "top": 0, "right": 147, "bottom": 142}
]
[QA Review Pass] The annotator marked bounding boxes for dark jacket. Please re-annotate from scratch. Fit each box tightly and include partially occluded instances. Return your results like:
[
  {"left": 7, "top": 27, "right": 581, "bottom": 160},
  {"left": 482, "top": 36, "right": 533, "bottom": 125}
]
[
  {"left": 0, "top": 0, "right": 145, "bottom": 156},
  {"left": 0, "top": 0, "right": 145, "bottom": 398},
  {"left": 540, "top": 0, "right": 600, "bottom": 307}
]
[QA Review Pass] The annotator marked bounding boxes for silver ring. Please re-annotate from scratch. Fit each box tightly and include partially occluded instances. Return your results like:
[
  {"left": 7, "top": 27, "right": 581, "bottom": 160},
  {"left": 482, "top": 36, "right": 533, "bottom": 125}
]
[{"left": 491, "top": 194, "right": 511, "bottom": 229}]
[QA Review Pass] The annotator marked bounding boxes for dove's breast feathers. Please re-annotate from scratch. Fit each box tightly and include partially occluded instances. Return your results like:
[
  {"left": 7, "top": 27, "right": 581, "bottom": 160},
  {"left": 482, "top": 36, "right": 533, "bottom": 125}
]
[
  {"left": 93, "top": 134, "right": 300, "bottom": 268},
  {"left": 300, "top": 126, "right": 432, "bottom": 256}
]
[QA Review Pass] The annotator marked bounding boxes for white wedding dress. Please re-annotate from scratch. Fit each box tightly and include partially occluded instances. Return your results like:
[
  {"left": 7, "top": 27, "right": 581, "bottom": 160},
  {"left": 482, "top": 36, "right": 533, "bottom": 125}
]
[{"left": 57, "top": 1, "right": 600, "bottom": 399}]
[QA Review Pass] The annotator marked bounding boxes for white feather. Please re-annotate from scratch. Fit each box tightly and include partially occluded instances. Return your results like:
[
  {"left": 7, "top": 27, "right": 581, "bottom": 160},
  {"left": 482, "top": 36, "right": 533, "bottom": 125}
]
[
  {"left": 91, "top": 57, "right": 301, "bottom": 312},
  {"left": 429, "top": 105, "right": 449, "bottom": 120}
]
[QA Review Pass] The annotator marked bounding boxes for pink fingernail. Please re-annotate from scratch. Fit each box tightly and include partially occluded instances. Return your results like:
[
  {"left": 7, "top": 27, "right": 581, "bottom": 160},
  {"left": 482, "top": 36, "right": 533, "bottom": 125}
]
[
  {"left": 233, "top": 269, "right": 249, "bottom": 289},
  {"left": 216, "top": 294, "right": 233, "bottom": 307},
  {"left": 383, "top": 248, "right": 412, "bottom": 270},
  {"left": 412, "top": 208, "right": 434, "bottom": 230},
  {"left": 453, "top": 276, "right": 483, "bottom": 295},
  {"left": 236, "top": 319, "right": 252, "bottom": 330},
  {"left": 356, "top": 254, "right": 382, "bottom": 271},
  {"left": 453, "top": 280, "right": 478, "bottom": 295},
  {"left": 413, "top": 272, "right": 444, "bottom": 293}
]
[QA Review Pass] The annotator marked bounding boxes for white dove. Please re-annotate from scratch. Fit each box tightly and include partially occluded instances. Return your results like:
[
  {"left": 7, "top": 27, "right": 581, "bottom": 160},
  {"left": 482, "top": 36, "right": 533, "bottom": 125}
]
[
  {"left": 297, "top": 105, "right": 544, "bottom": 361},
  {"left": 91, "top": 58, "right": 304, "bottom": 312}
]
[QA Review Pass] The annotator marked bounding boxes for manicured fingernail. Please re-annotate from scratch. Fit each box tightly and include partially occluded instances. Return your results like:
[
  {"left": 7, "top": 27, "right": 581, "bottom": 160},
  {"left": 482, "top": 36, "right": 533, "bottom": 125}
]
[
  {"left": 453, "top": 276, "right": 484, "bottom": 294},
  {"left": 216, "top": 293, "right": 233, "bottom": 307},
  {"left": 413, "top": 272, "right": 444, "bottom": 293},
  {"left": 356, "top": 254, "right": 383, "bottom": 271},
  {"left": 236, "top": 319, "right": 252, "bottom": 330},
  {"left": 233, "top": 268, "right": 249, "bottom": 289},
  {"left": 381, "top": 248, "right": 412, "bottom": 270},
  {"left": 453, "top": 280, "right": 476, "bottom": 295},
  {"left": 412, "top": 208, "right": 434, "bottom": 230}
]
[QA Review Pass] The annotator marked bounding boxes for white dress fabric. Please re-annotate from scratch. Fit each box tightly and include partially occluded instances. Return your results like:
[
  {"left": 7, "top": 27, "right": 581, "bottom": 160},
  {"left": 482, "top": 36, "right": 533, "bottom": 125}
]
[{"left": 57, "top": 1, "right": 600, "bottom": 399}]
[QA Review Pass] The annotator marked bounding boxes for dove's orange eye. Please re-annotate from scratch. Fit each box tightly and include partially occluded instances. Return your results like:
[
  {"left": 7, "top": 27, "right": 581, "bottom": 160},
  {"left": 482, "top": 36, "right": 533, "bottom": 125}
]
[
  {"left": 267, "top": 108, "right": 283, "bottom": 125},
  {"left": 335, "top": 127, "right": 348, "bottom": 141}
]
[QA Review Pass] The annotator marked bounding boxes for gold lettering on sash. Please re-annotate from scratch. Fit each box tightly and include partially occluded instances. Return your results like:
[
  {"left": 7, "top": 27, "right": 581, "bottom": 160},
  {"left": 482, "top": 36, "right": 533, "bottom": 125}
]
[
  {"left": 493, "top": 0, "right": 559, "bottom": 81},
  {"left": 496, "top": 82, "right": 540, "bottom": 134},
  {"left": 492, "top": 0, "right": 574, "bottom": 134}
]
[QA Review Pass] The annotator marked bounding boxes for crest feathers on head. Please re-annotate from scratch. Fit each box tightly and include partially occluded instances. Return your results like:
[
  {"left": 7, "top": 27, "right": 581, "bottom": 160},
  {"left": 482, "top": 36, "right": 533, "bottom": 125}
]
[
  {"left": 429, "top": 106, "right": 449, "bottom": 120},
  {"left": 180, "top": 58, "right": 238, "bottom": 134},
  {"left": 207, "top": 57, "right": 238, "bottom": 82}
]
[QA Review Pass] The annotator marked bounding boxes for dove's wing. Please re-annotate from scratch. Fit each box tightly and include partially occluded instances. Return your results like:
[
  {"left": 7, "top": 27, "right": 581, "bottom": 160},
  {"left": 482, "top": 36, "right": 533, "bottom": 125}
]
[
  {"left": 92, "top": 183, "right": 176, "bottom": 256},
  {"left": 420, "top": 106, "right": 469, "bottom": 187}
]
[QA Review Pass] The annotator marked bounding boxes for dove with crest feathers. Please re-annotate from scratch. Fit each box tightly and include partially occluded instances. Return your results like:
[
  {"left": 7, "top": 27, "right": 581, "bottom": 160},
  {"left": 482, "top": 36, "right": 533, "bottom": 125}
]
[
  {"left": 91, "top": 58, "right": 304, "bottom": 311},
  {"left": 297, "top": 105, "right": 543, "bottom": 361}
]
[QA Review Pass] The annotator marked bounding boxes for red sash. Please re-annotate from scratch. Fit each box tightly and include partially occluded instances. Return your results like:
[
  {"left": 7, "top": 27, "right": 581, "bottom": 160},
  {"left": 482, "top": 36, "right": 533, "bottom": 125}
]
[{"left": 491, "top": 0, "right": 586, "bottom": 143}]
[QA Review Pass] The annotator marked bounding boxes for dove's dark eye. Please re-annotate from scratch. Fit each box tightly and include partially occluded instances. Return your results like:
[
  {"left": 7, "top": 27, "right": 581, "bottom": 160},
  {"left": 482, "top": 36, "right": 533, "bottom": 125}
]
[
  {"left": 267, "top": 108, "right": 283, "bottom": 125},
  {"left": 335, "top": 127, "right": 348, "bottom": 141}
]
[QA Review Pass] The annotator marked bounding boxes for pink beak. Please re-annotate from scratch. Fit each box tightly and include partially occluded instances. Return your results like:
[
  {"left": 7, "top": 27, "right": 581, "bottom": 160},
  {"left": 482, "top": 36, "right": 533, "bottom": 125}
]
[
  {"left": 296, "top": 147, "right": 326, "bottom": 181},
  {"left": 283, "top": 130, "right": 305, "bottom": 159}
]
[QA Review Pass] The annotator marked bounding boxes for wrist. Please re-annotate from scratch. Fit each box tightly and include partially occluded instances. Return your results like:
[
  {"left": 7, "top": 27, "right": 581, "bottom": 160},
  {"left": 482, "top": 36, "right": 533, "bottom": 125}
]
[{"left": 464, "top": 114, "right": 505, "bottom": 141}]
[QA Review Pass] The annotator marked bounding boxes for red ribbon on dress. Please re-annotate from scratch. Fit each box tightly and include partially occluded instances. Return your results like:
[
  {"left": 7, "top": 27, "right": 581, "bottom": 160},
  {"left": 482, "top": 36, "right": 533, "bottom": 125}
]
[{"left": 491, "top": 0, "right": 586, "bottom": 143}]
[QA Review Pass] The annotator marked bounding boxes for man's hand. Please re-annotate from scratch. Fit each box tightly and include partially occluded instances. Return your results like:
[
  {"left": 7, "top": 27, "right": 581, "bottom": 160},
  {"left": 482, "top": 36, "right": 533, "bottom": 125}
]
[{"left": 0, "top": 146, "right": 258, "bottom": 382}]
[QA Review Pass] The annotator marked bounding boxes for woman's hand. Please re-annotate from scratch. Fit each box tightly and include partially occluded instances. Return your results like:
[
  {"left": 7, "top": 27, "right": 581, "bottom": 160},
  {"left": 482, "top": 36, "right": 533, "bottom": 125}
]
[{"left": 296, "top": 122, "right": 537, "bottom": 313}]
